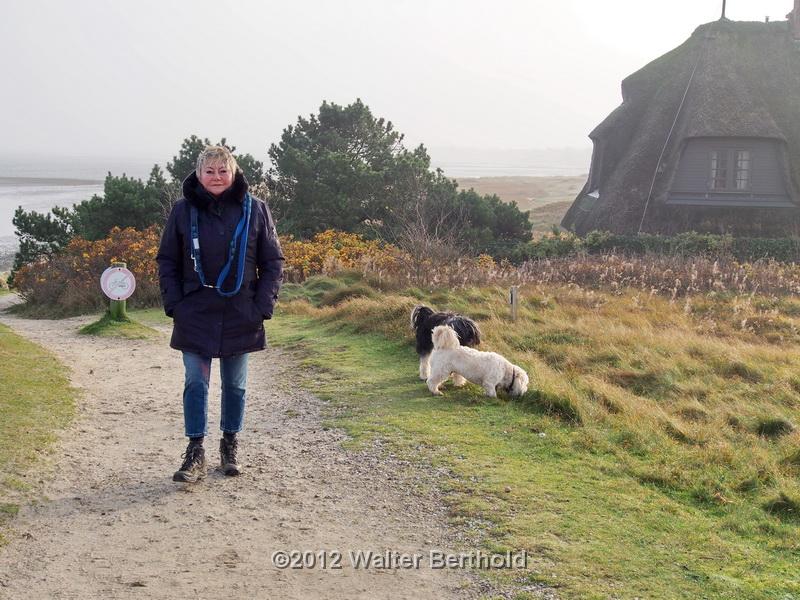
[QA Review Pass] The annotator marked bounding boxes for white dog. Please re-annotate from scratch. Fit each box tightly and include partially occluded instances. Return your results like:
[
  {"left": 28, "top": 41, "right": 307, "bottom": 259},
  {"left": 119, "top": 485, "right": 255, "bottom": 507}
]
[{"left": 427, "top": 325, "right": 529, "bottom": 398}]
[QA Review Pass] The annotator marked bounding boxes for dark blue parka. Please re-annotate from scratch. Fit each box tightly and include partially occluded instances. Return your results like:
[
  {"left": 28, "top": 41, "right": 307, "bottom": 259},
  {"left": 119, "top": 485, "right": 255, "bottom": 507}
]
[{"left": 156, "top": 171, "right": 284, "bottom": 358}]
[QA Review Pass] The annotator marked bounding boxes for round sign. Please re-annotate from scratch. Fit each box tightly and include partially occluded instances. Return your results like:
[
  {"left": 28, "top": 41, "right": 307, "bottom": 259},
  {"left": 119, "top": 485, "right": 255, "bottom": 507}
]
[{"left": 100, "top": 267, "right": 136, "bottom": 300}]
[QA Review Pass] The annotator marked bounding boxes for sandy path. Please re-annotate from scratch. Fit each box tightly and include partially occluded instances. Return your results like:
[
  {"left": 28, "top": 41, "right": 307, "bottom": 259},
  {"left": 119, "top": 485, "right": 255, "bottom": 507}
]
[{"left": 0, "top": 311, "right": 486, "bottom": 600}]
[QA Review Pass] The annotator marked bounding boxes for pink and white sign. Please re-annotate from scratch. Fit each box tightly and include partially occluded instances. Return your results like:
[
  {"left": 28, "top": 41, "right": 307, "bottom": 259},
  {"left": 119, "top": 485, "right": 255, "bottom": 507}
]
[{"left": 100, "top": 266, "right": 136, "bottom": 300}]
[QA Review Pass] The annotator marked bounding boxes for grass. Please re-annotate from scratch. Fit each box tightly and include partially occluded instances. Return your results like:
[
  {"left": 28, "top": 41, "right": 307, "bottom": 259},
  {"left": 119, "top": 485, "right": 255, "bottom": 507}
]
[
  {"left": 78, "top": 311, "right": 159, "bottom": 339},
  {"left": 264, "top": 274, "right": 800, "bottom": 599},
  {"left": 529, "top": 200, "right": 572, "bottom": 234},
  {"left": 0, "top": 323, "right": 76, "bottom": 545},
  {"left": 127, "top": 307, "right": 172, "bottom": 326},
  {"left": 455, "top": 175, "right": 584, "bottom": 213}
]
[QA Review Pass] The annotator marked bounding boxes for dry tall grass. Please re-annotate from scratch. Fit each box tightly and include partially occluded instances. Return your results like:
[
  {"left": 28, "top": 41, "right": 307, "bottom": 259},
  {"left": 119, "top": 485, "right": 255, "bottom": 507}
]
[
  {"left": 368, "top": 253, "right": 800, "bottom": 297},
  {"left": 283, "top": 275, "right": 800, "bottom": 529}
]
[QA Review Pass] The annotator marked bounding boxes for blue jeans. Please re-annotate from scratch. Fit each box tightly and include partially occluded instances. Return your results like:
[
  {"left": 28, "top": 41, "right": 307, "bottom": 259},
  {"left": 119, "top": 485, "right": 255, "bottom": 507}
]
[{"left": 182, "top": 351, "right": 249, "bottom": 438}]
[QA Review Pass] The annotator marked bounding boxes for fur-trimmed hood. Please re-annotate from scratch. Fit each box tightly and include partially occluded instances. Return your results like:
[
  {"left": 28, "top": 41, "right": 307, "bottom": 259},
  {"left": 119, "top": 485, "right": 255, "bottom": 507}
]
[
  {"left": 156, "top": 171, "right": 284, "bottom": 358},
  {"left": 181, "top": 170, "right": 249, "bottom": 209}
]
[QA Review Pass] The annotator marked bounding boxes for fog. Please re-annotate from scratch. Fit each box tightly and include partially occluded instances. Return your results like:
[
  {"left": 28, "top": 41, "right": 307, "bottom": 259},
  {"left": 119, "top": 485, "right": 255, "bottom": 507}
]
[{"left": 1, "top": 0, "right": 793, "bottom": 163}]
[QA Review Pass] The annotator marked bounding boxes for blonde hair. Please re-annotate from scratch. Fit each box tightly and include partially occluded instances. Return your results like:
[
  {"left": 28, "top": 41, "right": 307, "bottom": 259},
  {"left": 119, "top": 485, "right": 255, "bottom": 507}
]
[{"left": 195, "top": 145, "right": 238, "bottom": 175}]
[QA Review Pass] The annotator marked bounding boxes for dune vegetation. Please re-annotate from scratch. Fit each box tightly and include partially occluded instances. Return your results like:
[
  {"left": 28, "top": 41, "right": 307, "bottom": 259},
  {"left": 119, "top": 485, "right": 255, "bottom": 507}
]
[{"left": 268, "top": 271, "right": 800, "bottom": 599}]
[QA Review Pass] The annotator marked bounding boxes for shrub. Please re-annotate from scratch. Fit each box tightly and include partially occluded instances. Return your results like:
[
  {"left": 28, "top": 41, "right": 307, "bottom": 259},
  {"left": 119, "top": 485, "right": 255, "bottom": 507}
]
[
  {"left": 280, "top": 229, "right": 401, "bottom": 281},
  {"left": 13, "top": 226, "right": 161, "bottom": 316},
  {"left": 575, "top": 231, "right": 800, "bottom": 263},
  {"left": 509, "top": 231, "right": 582, "bottom": 263},
  {"left": 279, "top": 229, "right": 511, "bottom": 288}
]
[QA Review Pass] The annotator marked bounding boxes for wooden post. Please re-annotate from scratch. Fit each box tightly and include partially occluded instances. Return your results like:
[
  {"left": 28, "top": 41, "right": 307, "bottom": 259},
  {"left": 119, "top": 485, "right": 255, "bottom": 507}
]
[
  {"left": 510, "top": 286, "right": 519, "bottom": 322},
  {"left": 109, "top": 261, "right": 128, "bottom": 321}
]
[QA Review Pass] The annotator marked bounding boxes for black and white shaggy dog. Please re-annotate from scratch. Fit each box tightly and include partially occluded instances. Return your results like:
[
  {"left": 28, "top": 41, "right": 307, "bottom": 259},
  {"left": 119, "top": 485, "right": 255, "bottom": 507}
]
[
  {"left": 427, "top": 325, "right": 529, "bottom": 398},
  {"left": 411, "top": 305, "right": 481, "bottom": 383}
]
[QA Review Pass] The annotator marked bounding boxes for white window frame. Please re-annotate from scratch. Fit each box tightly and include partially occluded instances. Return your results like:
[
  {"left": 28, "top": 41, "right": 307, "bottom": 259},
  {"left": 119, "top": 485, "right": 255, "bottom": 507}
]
[{"left": 709, "top": 148, "right": 752, "bottom": 191}]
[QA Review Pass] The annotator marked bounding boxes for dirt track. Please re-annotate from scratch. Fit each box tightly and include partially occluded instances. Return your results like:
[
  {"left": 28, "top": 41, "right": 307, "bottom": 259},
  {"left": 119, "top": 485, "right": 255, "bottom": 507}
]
[{"left": 0, "top": 310, "right": 493, "bottom": 599}]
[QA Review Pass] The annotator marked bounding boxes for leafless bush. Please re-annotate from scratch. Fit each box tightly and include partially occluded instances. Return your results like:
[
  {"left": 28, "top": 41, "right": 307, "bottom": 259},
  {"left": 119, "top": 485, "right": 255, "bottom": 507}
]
[
  {"left": 158, "top": 180, "right": 182, "bottom": 221},
  {"left": 373, "top": 169, "right": 468, "bottom": 286}
]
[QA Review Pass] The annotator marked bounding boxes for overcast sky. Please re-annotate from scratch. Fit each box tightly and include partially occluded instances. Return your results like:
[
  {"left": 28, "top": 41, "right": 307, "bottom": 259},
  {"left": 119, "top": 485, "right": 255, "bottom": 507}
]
[{"left": 1, "top": 0, "right": 794, "bottom": 163}]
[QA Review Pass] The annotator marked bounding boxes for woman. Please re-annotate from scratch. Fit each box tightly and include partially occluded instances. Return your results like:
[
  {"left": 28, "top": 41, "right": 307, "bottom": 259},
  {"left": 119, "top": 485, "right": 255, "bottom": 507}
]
[{"left": 157, "top": 145, "right": 283, "bottom": 482}]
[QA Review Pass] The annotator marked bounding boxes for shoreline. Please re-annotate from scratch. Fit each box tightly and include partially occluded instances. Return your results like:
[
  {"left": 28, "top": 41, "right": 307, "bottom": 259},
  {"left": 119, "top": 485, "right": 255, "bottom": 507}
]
[{"left": 0, "top": 174, "right": 583, "bottom": 245}]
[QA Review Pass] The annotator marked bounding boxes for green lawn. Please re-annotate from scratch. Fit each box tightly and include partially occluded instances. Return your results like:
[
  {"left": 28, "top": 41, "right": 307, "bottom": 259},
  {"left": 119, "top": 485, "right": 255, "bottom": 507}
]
[
  {"left": 128, "top": 307, "right": 171, "bottom": 326},
  {"left": 0, "top": 323, "right": 76, "bottom": 545},
  {"left": 265, "top": 289, "right": 800, "bottom": 599}
]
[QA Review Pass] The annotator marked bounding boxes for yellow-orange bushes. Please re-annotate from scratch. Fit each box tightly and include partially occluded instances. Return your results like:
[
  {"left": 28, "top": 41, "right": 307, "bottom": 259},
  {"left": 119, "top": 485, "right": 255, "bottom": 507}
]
[
  {"left": 14, "top": 226, "right": 406, "bottom": 313},
  {"left": 279, "top": 230, "right": 513, "bottom": 286},
  {"left": 14, "top": 226, "right": 161, "bottom": 314},
  {"left": 280, "top": 229, "right": 401, "bottom": 281}
]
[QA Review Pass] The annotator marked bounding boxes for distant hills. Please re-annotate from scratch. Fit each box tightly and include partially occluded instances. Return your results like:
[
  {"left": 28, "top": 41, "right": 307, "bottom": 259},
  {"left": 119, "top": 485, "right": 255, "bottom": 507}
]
[{"left": 456, "top": 175, "right": 585, "bottom": 234}]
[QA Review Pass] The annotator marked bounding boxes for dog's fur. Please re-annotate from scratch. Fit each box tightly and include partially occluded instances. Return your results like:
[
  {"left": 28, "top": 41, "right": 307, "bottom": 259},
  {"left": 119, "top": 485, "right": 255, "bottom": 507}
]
[
  {"left": 427, "top": 325, "right": 529, "bottom": 398},
  {"left": 411, "top": 305, "right": 481, "bottom": 384}
]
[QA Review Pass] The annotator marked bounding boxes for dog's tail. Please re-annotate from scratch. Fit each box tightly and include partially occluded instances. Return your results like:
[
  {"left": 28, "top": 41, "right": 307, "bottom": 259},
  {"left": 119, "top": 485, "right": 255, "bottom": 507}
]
[
  {"left": 432, "top": 325, "right": 460, "bottom": 350},
  {"left": 446, "top": 315, "right": 481, "bottom": 347}
]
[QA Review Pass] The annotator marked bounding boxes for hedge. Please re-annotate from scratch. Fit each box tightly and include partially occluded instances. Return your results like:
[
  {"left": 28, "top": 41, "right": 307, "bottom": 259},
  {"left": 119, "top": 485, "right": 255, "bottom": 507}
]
[{"left": 505, "top": 231, "right": 800, "bottom": 264}]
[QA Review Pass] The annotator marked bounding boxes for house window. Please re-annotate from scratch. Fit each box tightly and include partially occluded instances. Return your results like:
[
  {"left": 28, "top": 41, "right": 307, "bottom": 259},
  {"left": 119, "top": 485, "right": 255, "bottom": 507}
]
[
  {"left": 709, "top": 149, "right": 752, "bottom": 191},
  {"left": 710, "top": 151, "right": 727, "bottom": 190},
  {"left": 735, "top": 150, "right": 750, "bottom": 190}
]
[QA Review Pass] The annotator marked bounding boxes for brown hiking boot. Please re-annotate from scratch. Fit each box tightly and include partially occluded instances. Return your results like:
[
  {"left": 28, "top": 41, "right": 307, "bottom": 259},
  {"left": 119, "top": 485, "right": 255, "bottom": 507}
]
[
  {"left": 173, "top": 442, "right": 206, "bottom": 483},
  {"left": 220, "top": 435, "right": 241, "bottom": 476}
]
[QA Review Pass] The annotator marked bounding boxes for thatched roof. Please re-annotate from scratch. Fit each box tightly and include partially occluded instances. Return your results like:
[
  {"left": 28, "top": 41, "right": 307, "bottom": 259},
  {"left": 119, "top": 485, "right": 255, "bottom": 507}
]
[{"left": 562, "top": 19, "right": 800, "bottom": 236}]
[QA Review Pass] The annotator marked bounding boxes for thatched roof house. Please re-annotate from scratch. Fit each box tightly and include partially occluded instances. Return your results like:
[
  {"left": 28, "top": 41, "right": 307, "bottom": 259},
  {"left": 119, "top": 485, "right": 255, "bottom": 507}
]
[{"left": 562, "top": 5, "right": 800, "bottom": 237}]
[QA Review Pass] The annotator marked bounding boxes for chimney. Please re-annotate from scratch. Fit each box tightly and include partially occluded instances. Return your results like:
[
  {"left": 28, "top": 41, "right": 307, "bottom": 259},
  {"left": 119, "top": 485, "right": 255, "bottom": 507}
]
[{"left": 789, "top": 0, "right": 800, "bottom": 39}]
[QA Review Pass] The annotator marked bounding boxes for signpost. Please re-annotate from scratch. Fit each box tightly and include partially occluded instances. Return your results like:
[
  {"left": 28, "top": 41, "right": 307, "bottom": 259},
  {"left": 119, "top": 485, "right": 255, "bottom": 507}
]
[{"left": 100, "top": 262, "right": 136, "bottom": 320}]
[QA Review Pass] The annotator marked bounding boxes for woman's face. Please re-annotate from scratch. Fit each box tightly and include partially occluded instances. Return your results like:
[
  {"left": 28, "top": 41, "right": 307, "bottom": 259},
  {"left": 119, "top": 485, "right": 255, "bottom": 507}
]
[{"left": 198, "top": 161, "right": 235, "bottom": 197}]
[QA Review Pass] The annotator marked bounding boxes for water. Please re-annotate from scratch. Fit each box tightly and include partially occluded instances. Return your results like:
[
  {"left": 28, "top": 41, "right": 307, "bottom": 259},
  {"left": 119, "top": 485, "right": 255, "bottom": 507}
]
[
  {"left": 0, "top": 181, "right": 104, "bottom": 238},
  {"left": 0, "top": 149, "right": 592, "bottom": 242},
  {"left": 428, "top": 146, "right": 591, "bottom": 178},
  {"left": 0, "top": 155, "right": 158, "bottom": 181},
  {"left": 0, "top": 155, "right": 160, "bottom": 241}
]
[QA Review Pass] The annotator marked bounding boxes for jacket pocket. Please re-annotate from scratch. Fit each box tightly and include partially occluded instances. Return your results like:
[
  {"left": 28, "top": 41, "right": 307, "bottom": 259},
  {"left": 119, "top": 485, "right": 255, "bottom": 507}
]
[
  {"left": 182, "top": 280, "right": 202, "bottom": 295},
  {"left": 173, "top": 297, "right": 187, "bottom": 321},
  {"left": 249, "top": 298, "right": 264, "bottom": 323}
]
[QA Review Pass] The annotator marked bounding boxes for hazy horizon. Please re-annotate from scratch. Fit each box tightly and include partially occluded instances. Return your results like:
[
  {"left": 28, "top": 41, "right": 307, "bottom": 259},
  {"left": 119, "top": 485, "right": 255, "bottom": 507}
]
[
  {"left": 0, "top": 146, "right": 593, "bottom": 181},
  {"left": 2, "top": 0, "right": 794, "bottom": 162}
]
